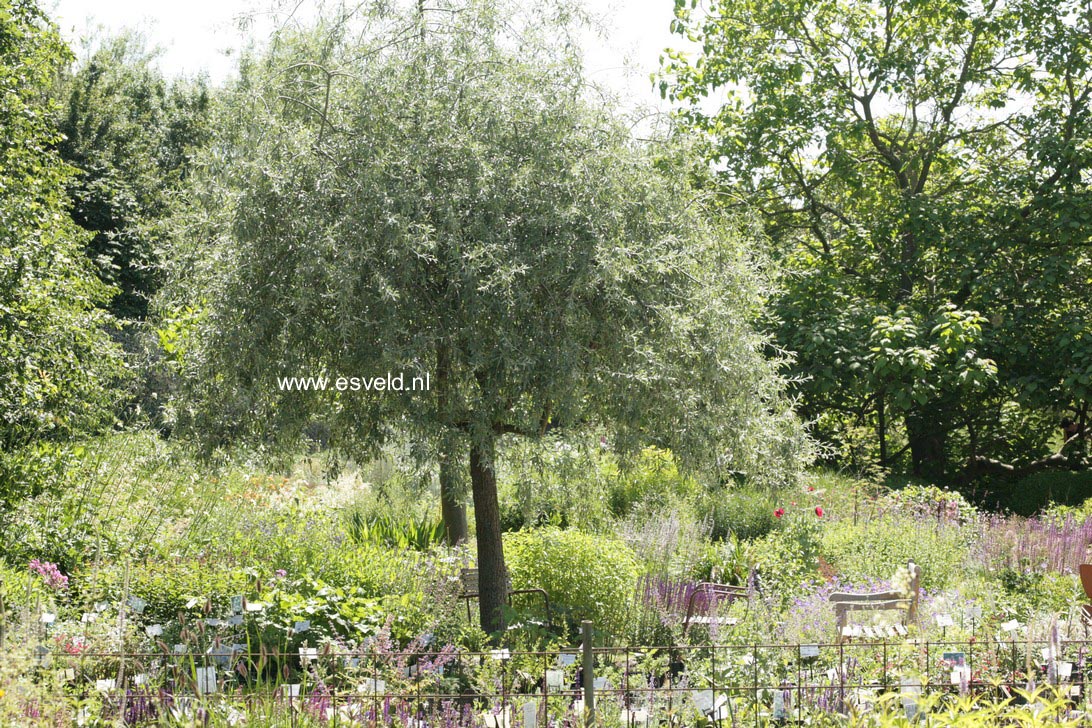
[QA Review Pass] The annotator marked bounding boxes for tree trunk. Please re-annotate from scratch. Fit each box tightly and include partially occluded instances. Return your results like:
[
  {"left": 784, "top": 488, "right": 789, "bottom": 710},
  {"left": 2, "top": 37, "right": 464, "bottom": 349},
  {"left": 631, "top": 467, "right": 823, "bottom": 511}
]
[
  {"left": 877, "top": 392, "right": 887, "bottom": 468},
  {"left": 470, "top": 432, "right": 507, "bottom": 638},
  {"left": 440, "top": 454, "right": 467, "bottom": 545},
  {"left": 906, "top": 410, "right": 946, "bottom": 477},
  {"left": 435, "top": 341, "right": 466, "bottom": 544}
]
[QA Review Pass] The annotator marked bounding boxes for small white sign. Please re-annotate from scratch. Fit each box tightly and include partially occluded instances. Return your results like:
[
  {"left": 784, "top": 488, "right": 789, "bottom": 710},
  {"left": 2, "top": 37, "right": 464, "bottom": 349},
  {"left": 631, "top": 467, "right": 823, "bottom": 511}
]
[
  {"left": 950, "top": 665, "right": 971, "bottom": 685},
  {"left": 284, "top": 683, "right": 301, "bottom": 698},
  {"left": 205, "top": 618, "right": 221, "bottom": 628},
  {"left": 1042, "top": 646, "right": 1058, "bottom": 661},
  {"left": 593, "top": 676, "right": 609, "bottom": 690},
  {"left": 96, "top": 679, "right": 116, "bottom": 692},
  {"left": 196, "top": 667, "right": 217, "bottom": 695},
  {"left": 293, "top": 620, "right": 310, "bottom": 633},
  {"left": 522, "top": 702, "right": 537, "bottom": 728},
  {"left": 546, "top": 669, "right": 565, "bottom": 690},
  {"left": 94, "top": 601, "right": 109, "bottom": 613},
  {"left": 691, "top": 690, "right": 714, "bottom": 714},
  {"left": 133, "top": 673, "right": 147, "bottom": 686},
  {"left": 935, "top": 614, "right": 955, "bottom": 628},
  {"left": 481, "top": 708, "right": 510, "bottom": 728},
  {"left": 300, "top": 647, "right": 318, "bottom": 664},
  {"left": 1059, "top": 661, "right": 1074, "bottom": 680},
  {"left": 146, "top": 624, "right": 164, "bottom": 637},
  {"left": 231, "top": 596, "right": 244, "bottom": 614},
  {"left": 800, "top": 644, "right": 820, "bottom": 658},
  {"left": 558, "top": 653, "right": 577, "bottom": 667},
  {"left": 40, "top": 612, "right": 55, "bottom": 625},
  {"left": 489, "top": 648, "right": 510, "bottom": 660},
  {"left": 81, "top": 612, "right": 96, "bottom": 624},
  {"left": 245, "top": 602, "right": 267, "bottom": 612},
  {"left": 1001, "top": 619, "right": 1021, "bottom": 632},
  {"left": 128, "top": 597, "right": 147, "bottom": 614},
  {"left": 227, "top": 615, "right": 244, "bottom": 626},
  {"left": 967, "top": 606, "right": 983, "bottom": 620},
  {"left": 772, "top": 690, "right": 787, "bottom": 720}
]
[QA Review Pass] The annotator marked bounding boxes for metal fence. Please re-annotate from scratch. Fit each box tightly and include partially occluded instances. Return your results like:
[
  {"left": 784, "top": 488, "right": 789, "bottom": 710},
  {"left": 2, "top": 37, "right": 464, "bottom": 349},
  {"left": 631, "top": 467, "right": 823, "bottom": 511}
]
[{"left": 17, "top": 624, "right": 1092, "bottom": 726}]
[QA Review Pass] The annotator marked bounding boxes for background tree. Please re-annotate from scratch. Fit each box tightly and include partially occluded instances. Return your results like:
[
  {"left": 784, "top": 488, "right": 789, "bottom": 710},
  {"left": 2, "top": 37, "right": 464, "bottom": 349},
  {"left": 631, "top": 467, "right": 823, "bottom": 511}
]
[
  {"left": 165, "top": 0, "right": 807, "bottom": 636},
  {"left": 663, "top": 0, "right": 1092, "bottom": 479},
  {"left": 56, "top": 33, "right": 211, "bottom": 322},
  {"left": 0, "top": 0, "right": 126, "bottom": 506}
]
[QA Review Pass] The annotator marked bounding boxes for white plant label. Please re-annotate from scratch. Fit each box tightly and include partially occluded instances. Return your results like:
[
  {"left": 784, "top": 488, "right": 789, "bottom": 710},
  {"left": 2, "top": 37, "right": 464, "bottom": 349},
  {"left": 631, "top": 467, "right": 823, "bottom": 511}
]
[
  {"left": 196, "top": 667, "right": 217, "bottom": 695},
  {"left": 546, "top": 669, "right": 565, "bottom": 690},
  {"left": 522, "top": 701, "right": 537, "bottom": 728}
]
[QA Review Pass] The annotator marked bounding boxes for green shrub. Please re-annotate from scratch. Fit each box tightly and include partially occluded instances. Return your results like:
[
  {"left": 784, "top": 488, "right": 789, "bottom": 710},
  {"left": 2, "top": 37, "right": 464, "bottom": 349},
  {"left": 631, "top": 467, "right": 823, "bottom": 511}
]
[
  {"left": 702, "top": 488, "right": 780, "bottom": 541},
  {"left": 84, "top": 559, "right": 251, "bottom": 625},
  {"left": 504, "top": 528, "right": 640, "bottom": 640},
  {"left": 996, "top": 569, "right": 1080, "bottom": 619},
  {"left": 820, "top": 515, "right": 972, "bottom": 591},
  {"left": 605, "top": 447, "right": 700, "bottom": 518},
  {"left": 999, "top": 470, "right": 1092, "bottom": 516}
]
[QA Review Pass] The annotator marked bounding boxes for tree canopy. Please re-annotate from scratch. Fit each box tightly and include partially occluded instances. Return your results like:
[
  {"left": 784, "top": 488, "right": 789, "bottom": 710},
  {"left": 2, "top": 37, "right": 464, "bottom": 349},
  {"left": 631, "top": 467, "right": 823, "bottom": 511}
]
[
  {"left": 57, "top": 33, "right": 212, "bottom": 322},
  {"left": 663, "top": 0, "right": 1092, "bottom": 478},
  {"left": 165, "top": 0, "right": 806, "bottom": 634},
  {"left": 0, "top": 0, "right": 126, "bottom": 505}
]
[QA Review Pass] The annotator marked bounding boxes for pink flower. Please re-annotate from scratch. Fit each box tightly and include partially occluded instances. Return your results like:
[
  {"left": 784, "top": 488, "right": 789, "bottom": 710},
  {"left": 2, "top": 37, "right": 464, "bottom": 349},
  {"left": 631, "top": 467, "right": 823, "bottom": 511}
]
[
  {"left": 29, "top": 559, "right": 68, "bottom": 591},
  {"left": 815, "top": 506, "right": 824, "bottom": 517},
  {"left": 774, "top": 508, "right": 785, "bottom": 519}
]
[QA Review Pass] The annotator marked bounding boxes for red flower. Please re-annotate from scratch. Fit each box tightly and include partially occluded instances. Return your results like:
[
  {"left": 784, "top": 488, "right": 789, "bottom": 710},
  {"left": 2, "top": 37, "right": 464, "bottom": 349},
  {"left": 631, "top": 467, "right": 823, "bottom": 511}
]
[
  {"left": 774, "top": 508, "right": 785, "bottom": 519},
  {"left": 808, "top": 486, "right": 816, "bottom": 491},
  {"left": 815, "top": 506, "right": 825, "bottom": 517}
]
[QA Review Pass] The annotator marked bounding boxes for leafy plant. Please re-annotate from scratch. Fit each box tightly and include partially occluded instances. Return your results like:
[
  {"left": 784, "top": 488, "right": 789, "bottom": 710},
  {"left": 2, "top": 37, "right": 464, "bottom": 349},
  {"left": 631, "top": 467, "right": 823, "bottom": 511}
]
[
  {"left": 504, "top": 528, "right": 639, "bottom": 640},
  {"left": 346, "top": 512, "right": 444, "bottom": 552}
]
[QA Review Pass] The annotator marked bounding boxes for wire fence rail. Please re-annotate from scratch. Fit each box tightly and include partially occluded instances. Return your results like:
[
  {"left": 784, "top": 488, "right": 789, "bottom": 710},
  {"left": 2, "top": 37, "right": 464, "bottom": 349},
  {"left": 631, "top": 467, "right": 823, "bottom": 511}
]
[{"left": 16, "top": 624, "right": 1092, "bottom": 726}]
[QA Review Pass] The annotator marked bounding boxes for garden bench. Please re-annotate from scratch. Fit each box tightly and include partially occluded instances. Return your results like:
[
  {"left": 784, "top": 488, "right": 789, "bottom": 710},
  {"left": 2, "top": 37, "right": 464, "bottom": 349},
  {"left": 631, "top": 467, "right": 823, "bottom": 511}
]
[
  {"left": 459, "top": 568, "right": 552, "bottom": 627},
  {"left": 829, "top": 562, "right": 922, "bottom": 643},
  {"left": 682, "top": 582, "right": 750, "bottom": 637}
]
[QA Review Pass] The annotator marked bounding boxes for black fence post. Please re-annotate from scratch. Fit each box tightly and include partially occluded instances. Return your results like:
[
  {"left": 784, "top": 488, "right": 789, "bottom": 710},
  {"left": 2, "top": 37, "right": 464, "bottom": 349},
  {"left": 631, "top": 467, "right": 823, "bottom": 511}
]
[{"left": 582, "top": 621, "right": 594, "bottom": 726}]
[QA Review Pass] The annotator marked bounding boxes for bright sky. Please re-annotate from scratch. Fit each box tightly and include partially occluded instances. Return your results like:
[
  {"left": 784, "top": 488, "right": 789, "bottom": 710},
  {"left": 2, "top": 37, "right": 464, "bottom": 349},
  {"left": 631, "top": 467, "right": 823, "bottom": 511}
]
[{"left": 48, "top": 0, "right": 682, "bottom": 115}]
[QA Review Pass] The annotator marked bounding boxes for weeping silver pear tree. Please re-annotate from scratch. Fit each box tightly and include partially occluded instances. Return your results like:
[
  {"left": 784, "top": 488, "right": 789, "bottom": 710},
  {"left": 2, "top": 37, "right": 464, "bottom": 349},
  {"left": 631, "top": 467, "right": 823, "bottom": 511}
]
[{"left": 166, "top": 0, "right": 807, "bottom": 637}]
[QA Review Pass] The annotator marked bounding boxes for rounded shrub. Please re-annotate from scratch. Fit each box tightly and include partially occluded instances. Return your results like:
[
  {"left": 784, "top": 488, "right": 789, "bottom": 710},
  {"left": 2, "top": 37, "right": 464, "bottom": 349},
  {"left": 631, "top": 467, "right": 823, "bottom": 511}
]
[
  {"left": 504, "top": 528, "right": 640, "bottom": 640},
  {"left": 703, "top": 488, "right": 780, "bottom": 541}
]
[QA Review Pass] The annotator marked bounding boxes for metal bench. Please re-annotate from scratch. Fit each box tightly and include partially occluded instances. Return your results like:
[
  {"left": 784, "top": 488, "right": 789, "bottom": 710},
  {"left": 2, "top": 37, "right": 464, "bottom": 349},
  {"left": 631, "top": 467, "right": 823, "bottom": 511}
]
[
  {"left": 829, "top": 561, "right": 922, "bottom": 643},
  {"left": 460, "top": 568, "right": 552, "bottom": 628}
]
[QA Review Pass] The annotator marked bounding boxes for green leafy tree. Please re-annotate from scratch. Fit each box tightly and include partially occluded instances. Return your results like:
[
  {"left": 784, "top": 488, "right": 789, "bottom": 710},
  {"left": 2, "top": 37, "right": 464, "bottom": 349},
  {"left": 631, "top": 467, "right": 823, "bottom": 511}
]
[
  {"left": 56, "top": 33, "right": 212, "bottom": 322},
  {"left": 663, "top": 0, "right": 1092, "bottom": 477},
  {"left": 0, "top": 0, "right": 126, "bottom": 505},
  {"left": 166, "top": 0, "right": 806, "bottom": 636}
]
